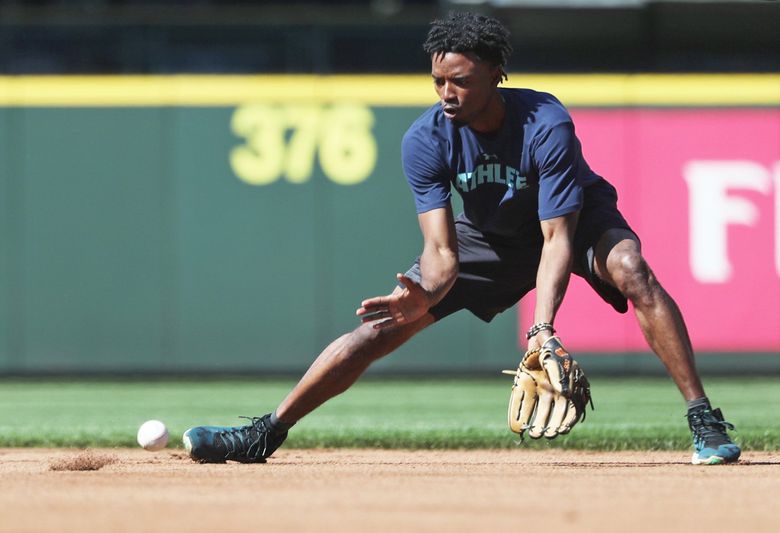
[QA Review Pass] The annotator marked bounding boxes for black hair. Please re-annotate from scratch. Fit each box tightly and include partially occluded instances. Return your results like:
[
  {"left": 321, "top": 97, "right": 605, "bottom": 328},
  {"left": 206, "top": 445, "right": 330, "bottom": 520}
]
[{"left": 423, "top": 12, "right": 512, "bottom": 81}]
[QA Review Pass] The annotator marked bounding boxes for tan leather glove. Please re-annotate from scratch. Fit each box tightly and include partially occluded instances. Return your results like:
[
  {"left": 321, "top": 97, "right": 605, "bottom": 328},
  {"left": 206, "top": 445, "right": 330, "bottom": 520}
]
[{"left": 503, "top": 336, "right": 593, "bottom": 439}]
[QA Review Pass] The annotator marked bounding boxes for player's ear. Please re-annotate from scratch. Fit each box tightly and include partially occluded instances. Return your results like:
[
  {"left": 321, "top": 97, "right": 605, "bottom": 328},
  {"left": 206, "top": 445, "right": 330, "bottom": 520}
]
[{"left": 491, "top": 67, "right": 502, "bottom": 86}]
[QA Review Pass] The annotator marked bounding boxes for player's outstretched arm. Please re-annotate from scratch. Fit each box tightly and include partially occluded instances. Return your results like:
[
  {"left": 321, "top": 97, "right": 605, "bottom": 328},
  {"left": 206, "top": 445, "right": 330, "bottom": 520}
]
[
  {"left": 504, "top": 210, "right": 593, "bottom": 439},
  {"left": 357, "top": 205, "right": 458, "bottom": 329}
]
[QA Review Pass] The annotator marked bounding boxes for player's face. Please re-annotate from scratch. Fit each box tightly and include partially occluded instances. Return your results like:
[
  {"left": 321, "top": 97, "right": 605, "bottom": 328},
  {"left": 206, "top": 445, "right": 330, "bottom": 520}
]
[{"left": 431, "top": 52, "right": 501, "bottom": 126}]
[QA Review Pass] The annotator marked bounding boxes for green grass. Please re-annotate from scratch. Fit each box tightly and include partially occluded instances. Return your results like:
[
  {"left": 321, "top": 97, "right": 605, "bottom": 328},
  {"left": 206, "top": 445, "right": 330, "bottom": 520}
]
[{"left": 0, "top": 377, "right": 777, "bottom": 450}]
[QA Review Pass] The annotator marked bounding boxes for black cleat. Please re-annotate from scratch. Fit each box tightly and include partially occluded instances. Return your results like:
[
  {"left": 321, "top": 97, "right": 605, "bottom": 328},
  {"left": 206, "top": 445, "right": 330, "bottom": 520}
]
[
  {"left": 687, "top": 407, "right": 741, "bottom": 465},
  {"left": 183, "top": 414, "right": 287, "bottom": 463}
]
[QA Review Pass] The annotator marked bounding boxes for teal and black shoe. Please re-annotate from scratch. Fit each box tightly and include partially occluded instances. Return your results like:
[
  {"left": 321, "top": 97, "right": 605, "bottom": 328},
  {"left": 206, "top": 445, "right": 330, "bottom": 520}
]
[
  {"left": 687, "top": 407, "right": 741, "bottom": 465},
  {"left": 183, "top": 414, "right": 287, "bottom": 463}
]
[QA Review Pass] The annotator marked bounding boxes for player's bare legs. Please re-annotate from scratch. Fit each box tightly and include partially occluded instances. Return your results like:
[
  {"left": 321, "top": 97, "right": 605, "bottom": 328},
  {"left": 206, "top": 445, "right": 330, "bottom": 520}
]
[
  {"left": 592, "top": 228, "right": 739, "bottom": 464},
  {"left": 593, "top": 228, "right": 704, "bottom": 400},
  {"left": 183, "top": 312, "right": 435, "bottom": 463},
  {"left": 275, "top": 313, "right": 435, "bottom": 422}
]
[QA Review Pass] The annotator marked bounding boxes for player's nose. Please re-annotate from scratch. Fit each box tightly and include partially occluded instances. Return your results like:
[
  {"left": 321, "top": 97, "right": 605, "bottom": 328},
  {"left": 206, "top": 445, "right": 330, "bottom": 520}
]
[{"left": 441, "top": 82, "right": 457, "bottom": 103}]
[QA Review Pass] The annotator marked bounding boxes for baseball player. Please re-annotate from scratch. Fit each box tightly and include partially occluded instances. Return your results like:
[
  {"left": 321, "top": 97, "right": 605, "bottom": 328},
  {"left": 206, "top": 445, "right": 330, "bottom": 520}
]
[{"left": 184, "top": 12, "right": 740, "bottom": 465}]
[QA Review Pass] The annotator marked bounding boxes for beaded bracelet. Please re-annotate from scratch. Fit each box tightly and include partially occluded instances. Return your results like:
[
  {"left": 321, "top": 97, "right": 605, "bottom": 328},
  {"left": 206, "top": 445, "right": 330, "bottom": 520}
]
[{"left": 526, "top": 322, "right": 555, "bottom": 340}]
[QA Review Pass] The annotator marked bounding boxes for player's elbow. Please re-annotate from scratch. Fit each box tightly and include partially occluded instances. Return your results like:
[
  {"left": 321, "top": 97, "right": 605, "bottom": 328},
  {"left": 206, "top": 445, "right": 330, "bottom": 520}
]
[
  {"left": 420, "top": 243, "right": 458, "bottom": 292},
  {"left": 424, "top": 242, "right": 458, "bottom": 267}
]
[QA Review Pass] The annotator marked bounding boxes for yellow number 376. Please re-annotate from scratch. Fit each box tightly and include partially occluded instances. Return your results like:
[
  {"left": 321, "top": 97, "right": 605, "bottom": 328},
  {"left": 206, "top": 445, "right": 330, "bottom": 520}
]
[{"left": 230, "top": 103, "right": 378, "bottom": 186}]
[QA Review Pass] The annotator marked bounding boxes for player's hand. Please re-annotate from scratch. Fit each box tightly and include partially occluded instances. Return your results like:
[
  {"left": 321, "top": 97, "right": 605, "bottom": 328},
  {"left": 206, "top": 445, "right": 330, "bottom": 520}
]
[{"left": 356, "top": 273, "right": 430, "bottom": 329}]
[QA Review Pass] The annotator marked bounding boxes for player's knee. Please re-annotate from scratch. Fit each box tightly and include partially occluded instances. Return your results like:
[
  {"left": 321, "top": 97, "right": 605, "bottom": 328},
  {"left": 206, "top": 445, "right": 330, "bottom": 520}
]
[{"left": 609, "top": 251, "right": 659, "bottom": 307}]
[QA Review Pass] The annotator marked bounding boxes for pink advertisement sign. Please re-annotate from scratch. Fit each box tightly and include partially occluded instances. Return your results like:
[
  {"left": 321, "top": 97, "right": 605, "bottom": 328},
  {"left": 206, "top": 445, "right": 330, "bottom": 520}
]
[{"left": 520, "top": 109, "right": 780, "bottom": 352}]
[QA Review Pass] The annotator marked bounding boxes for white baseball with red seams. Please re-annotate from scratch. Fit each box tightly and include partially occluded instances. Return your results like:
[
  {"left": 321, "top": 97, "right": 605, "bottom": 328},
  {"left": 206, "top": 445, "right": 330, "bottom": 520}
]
[{"left": 137, "top": 420, "right": 169, "bottom": 451}]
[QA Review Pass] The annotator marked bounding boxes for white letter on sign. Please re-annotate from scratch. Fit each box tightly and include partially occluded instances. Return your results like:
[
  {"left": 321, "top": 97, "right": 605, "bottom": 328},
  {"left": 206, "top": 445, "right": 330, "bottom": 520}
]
[{"left": 683, "top": 161, "right": 771, "bottom": 283}]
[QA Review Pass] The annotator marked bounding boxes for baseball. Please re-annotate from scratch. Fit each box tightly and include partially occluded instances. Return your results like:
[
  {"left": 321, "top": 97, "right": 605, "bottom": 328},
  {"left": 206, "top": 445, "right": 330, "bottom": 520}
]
[{"left": 137, "top": 420, "right": 169, "bottom": 451}]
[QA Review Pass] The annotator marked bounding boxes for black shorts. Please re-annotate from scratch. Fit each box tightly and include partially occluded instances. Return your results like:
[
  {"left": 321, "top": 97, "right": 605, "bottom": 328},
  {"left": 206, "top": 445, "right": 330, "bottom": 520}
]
[{"left": 405, "top": 179, "right": 637, "bottom": 323}]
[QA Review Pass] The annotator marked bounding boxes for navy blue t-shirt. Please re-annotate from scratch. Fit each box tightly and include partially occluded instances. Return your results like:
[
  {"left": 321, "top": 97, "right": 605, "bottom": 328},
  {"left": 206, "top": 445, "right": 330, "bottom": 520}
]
[{"left": 401, "top": 88, "right": 602, "bottom": 238}]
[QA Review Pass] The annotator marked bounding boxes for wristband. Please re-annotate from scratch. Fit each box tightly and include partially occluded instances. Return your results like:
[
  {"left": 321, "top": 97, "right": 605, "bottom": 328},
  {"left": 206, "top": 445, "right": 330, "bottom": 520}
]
[{"left": 526, "top": 322, "right": 555, "bottom": 340}]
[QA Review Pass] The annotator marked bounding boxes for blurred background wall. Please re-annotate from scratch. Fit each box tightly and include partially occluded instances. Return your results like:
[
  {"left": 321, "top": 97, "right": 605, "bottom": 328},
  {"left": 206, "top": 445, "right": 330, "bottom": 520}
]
[
  {"left": 0, "top": 0, "right": 778, "bottom": 374},
  {"left": 1, "top": 0, "right": 779, "bottom": 74}
]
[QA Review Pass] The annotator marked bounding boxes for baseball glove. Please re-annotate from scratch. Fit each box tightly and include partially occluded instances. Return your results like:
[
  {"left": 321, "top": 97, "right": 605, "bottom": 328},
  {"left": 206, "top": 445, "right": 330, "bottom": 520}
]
[{"left": 502, "top": 336, "right": 593, "bottom": 439}]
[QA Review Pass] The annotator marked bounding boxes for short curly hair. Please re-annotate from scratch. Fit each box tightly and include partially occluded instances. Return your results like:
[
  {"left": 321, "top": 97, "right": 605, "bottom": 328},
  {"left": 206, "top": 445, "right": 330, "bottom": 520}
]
[{"left": 423, "top": 12, "right": 512, "bottom": 81}]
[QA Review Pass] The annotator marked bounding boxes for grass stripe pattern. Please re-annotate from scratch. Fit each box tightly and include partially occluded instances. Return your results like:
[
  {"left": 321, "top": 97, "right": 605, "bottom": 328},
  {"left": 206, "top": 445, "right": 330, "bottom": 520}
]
[{"left": 0, "top": 378, "right": 777, "bottom": 451}]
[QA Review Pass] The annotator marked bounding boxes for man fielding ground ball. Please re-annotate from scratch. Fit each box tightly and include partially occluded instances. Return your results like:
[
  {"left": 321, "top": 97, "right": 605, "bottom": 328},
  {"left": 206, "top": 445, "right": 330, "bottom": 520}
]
[{"left": 184, "top": 12, "right": 740, "bottom": 466}]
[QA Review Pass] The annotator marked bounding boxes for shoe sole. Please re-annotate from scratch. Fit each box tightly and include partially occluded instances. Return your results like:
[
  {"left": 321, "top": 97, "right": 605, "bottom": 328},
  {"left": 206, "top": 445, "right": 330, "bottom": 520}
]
[{"left": 691, "top": 452, "right": 739, "bottom": 465}]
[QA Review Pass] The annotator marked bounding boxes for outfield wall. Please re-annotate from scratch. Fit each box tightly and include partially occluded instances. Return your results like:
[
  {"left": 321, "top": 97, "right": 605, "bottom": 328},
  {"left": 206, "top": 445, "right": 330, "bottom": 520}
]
[{"left": 1, "top": 75, "right": 778, "bottom": 373}]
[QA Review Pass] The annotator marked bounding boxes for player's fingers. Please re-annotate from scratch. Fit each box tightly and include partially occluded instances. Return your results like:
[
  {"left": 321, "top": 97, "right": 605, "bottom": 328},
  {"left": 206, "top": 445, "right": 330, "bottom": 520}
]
[
  {"left": 357, "top": 299, "right": 396, "bottom": 317},
  {"left": 359, "top": 310, "right": 390, "bottom": 323},
  {"left": 359, "top": 295, "right": 391, "bottom": 309},
  {"left": 357, "top": 305, "right": 385, "bottom": 316}
]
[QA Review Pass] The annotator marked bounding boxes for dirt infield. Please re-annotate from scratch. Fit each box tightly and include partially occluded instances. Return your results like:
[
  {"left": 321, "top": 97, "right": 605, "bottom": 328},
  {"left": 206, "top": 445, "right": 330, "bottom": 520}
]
[{"left": 1, "top": 448, "right": 778, "bottom": 533}]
